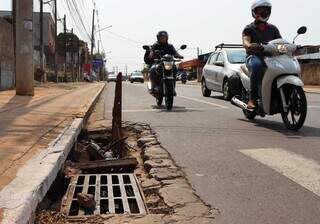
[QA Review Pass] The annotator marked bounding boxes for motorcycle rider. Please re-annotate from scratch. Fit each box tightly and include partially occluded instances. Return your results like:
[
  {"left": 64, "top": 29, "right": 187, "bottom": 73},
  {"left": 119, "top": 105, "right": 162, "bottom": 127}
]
[
  {"left": 148, "top": 31, "right": 183, "bottom": 93},
  {"left": 242, "top": 0, "right": 282, "bottom": 109}
]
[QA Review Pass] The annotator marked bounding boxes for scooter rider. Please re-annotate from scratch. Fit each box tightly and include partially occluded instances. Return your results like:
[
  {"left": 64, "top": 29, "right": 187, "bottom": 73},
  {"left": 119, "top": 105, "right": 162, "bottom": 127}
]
[
  {"left": 148, "top": 31, "right": 183, "bottom": 93},
  {"left": 242, "top": 0, "right": 282, "bottom": 109}
]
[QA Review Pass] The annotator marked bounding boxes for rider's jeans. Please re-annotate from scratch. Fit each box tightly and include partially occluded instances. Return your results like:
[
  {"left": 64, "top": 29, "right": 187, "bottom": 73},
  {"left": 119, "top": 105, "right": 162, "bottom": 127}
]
[{"left": 246, "top": 55, "right": 264, "bottom": 101}]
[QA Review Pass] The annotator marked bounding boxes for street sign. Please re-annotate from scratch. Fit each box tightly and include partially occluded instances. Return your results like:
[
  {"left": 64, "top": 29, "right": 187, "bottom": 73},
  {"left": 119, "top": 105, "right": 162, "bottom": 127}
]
[{"left": 92, "top": 59, "right": 104, "bottom": 69}]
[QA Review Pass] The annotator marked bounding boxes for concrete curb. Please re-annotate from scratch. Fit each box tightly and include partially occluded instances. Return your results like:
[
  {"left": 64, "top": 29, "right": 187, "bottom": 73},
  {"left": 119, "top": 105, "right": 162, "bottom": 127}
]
[
  {"left": 304, "top": 89, "right": 320, "bottom": 94},
  {"left": 0, "top": 83, "right": 106, "bottom": 224}
]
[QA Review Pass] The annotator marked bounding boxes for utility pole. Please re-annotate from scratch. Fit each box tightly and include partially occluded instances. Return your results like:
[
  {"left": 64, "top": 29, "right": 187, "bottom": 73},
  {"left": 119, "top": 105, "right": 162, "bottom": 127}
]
[
  {"left": 63, "top": 14, "right": 67, "bottom": 81},
  {"left": 71, "top": 28, "right": 74, "bottom": 82},
  {"left": 90, "top": 9, "right": 95, "bottom": 78},
  {"left": 97, "top": 40, "right": 100, "bottom": 54},
  {"left": 40, "top": 0, "right": 45, "bottom": 82},
  {"left": 197, "top": 47, "right": 201, "bottom": 82},
  {"left": 15, "top": 0, "right": 34, "bottom": 96},
  {"left": 54, "top": 0, "right": 58, "bottom": 83}
]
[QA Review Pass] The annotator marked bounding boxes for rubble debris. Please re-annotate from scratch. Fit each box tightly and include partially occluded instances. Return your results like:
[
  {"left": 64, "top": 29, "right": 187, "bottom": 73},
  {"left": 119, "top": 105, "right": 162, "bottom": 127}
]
[
  {"left": 64, "top": 166, "right": 81, "bottom": 178},
  {"left": 73, "top": 143, "right": 90, "bottom": 162},
  {"left": 77, "top": 193, "right": 96, "bottom": 210},
  {"left": 86, "top": 140, "right": 105, "bottom": 160}
]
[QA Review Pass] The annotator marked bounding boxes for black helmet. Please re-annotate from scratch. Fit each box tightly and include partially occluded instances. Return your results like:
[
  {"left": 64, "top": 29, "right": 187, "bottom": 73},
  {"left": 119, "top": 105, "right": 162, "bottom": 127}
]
[{"left": 157, "top": 31, "right": 169, "bottom": 42}]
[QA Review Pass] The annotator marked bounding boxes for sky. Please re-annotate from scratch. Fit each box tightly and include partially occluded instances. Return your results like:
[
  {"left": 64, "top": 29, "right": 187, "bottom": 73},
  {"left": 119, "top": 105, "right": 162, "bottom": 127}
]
[{"left": 1, "top": 0, "right": 320, "bottom": 73}]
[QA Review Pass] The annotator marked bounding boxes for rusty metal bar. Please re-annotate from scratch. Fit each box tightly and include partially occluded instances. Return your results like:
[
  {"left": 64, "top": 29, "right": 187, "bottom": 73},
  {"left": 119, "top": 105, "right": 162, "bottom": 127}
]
[{"left": 112, "top": 72, "right": 123, "bottom": 158}]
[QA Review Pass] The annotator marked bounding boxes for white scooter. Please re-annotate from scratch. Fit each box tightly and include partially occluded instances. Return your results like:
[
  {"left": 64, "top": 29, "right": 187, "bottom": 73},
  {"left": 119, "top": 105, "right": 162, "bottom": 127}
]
[{"left": 231, "top": 26, "right": 308, "bottom": 130}]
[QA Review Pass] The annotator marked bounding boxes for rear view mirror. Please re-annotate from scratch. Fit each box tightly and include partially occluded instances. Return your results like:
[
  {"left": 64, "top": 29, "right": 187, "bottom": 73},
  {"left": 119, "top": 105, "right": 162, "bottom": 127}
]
[
  {"left": 180, "top": 45, "right": 187, "bottom": 50},
  {"left": 297, "top": 26, "right": 307, "bottom": 35},
  {"left": 143, "top": 45, "right": 150, "bottom": 51}
]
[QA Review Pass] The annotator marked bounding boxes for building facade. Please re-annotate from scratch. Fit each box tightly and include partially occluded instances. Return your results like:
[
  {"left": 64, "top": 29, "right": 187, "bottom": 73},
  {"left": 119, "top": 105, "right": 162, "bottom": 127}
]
[{"left": 0, "top": 17, "right": 14, "bottom": 90}]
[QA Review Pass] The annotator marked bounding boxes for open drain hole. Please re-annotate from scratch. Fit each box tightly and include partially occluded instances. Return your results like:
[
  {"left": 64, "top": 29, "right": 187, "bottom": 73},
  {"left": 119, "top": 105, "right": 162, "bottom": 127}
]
[
  {"left": 128, "top": 199, "right": 140, "bottom": 214},
  {"left": 73, "top": 187, "right": 83, "bottom": 199},
  {"left": 89, "top": 176, "right": 96, "bottom": 185},
  {"left": 100, "top": 199, "right": 109, "bottom": 214},
  {"left": 77, "top": 176, "right": 85, "bottom": 185},
  {"left": 113, "top": 186, "right": 121, "bottom": 197},
  {"left": 114, "top": 199, "right": 124, "bottom": 213},
  {"left": 112, "top": 175, "right": 119, "bottom": 184},
  {"left": 123, "top": 175, "right": 131, "bottom": 184},
  {"left": 69, "top": 201, "right": 79, "bottom": 216},
  {"left": 100, "top": 186, "right": 108, "bottom": 198},
  {"left": 88, "top": 186, "right": 95, "bottom": 196},
  {"left": 125, "top": 185, "right": 135, "bottom": 197},
  {"left": 101, "top": 175, "right": 108, "bottom": 185}
]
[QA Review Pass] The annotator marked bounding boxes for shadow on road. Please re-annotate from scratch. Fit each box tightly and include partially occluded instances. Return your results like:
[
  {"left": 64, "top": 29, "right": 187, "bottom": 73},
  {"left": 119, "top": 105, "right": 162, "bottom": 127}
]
[
  {"left": 239, "top": 118, "right": 320, "bottom": 138},
  {"left": 151, "top": 105, "right": 203, "bottom": 113},
  {"left": 210, "top": 95, "right": 225, "bottom": 101}
]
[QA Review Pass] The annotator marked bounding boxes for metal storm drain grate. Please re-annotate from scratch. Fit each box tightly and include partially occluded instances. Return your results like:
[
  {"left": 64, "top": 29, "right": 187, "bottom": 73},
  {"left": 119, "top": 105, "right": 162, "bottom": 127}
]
[{"left": 62, "top": 174, "right": 147, "bottom": 216}]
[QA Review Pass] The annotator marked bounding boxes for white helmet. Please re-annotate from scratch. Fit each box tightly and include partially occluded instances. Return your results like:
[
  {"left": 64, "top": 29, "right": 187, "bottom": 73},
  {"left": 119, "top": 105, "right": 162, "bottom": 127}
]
[{"left": 251, "top": 0, "right": 272, "bottom": 22}]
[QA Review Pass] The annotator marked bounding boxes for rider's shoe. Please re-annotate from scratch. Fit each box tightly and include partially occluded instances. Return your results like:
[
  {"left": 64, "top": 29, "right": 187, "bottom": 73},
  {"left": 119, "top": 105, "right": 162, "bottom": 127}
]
[{"left": 247, "top": 100, "right": 256, "bottom": 109}]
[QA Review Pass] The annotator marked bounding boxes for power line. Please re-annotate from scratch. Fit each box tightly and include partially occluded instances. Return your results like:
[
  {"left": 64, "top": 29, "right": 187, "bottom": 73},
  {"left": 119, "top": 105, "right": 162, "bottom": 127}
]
[
  {"left": 105, "top": 30, "right": 144, "bottom": 45},
  {"left": 70, "top": 0, "right": 91, "bottom": 40}
]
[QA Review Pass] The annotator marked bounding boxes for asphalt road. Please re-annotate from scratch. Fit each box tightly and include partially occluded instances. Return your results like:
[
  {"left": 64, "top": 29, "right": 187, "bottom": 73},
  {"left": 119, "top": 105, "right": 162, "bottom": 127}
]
[{"left": 103, "top": 82, "right": 320, "bottom": 224}]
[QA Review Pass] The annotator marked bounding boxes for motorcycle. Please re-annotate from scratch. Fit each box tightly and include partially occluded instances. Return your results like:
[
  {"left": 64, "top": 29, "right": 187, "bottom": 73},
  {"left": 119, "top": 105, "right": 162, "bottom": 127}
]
[
  {"left": 143, "top": 45, "right": 187, "bottom": 110},
  {"left": 231, "top": 26, "right": 308, "bottom": 131},
  {"left": 180, "top": 71, "right": 188, "bottom": 84}
]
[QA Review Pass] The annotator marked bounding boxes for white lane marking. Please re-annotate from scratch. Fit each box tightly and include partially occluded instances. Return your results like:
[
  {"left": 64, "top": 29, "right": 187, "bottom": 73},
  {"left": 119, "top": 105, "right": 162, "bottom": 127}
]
[
  {"left": 240, "top": 148, "right": 320, "bottom": 197},
  {"left": 178, "top": 95, "right": 229, "bottom": 109},
  {"left": 308, "top": 105, "right": 320, "bottom": 109},
  {"left": 105, "top": 107, "right": 217, "bottom": 113}
]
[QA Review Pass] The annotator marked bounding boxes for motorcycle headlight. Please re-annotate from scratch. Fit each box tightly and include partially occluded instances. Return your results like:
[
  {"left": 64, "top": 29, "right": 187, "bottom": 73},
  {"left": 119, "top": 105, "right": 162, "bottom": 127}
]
[
  {"left": 164, "top": 61, "right": 174, "bottom": 70},
  {"left": 277, "top": 44, "right": 289, "bottom": 54}
]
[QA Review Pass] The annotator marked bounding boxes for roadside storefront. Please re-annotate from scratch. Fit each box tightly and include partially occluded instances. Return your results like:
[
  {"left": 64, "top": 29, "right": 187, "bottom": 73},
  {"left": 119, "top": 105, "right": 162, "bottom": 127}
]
[{"left": 178, "top": 52, "right": 212, "bottom": 81}]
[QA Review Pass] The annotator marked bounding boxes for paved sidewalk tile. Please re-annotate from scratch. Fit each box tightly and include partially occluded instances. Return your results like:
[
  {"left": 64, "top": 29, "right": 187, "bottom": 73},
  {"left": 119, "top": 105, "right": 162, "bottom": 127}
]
[{"left": 0, "top": 82, "right": 105, "bottom": 190}]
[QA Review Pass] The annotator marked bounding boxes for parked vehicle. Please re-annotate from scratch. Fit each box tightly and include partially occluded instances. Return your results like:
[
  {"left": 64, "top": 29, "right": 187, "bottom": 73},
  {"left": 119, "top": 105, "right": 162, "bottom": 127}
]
[
  {"left": 180, "top": 71, "right": 187, "bottom": 84},
  {"left": 143, "top": 44, "right": 187, "bottom": 110},
  {"left": 201, "top": 44, "right": 246, "bottom": 100},
  {"left": 231, "top": 26, "right": 308, "bottom": 131},
  {"left": 107, "top": 73, "right": 118, "bottom": 82},
  {"left": 177, "top": 71, "right": 187, "bottom": 84},
  {"left": 129, "top": 71, "right": 144, "bottom": 83}
]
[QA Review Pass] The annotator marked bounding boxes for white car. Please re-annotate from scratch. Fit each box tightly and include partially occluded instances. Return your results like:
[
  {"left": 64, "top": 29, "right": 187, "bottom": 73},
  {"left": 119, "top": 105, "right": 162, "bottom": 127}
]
[
  {"left": 107, "top": 73, "right": 118, "bottom": 82},
  {"left": 202, "top": 45, "right": 246, "bottom": 100},
  {"left": 129, "top": 71, "right": 144, "bottom": 83}
]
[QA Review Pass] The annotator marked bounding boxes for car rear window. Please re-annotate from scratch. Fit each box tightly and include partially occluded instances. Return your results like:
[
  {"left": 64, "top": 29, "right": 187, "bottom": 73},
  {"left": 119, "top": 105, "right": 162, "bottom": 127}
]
[{"left": 227, "top": 50, "right": 246, "bottom": 64}]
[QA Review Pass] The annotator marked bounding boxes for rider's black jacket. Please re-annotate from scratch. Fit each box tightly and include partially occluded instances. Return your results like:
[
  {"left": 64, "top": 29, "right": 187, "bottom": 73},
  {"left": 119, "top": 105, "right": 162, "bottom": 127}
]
[
  {"left": 144, "top": 42, "right": 181, "bottom": 66},
  {"left": 151, "top": 42, "right": 179, "bottom": 59}
]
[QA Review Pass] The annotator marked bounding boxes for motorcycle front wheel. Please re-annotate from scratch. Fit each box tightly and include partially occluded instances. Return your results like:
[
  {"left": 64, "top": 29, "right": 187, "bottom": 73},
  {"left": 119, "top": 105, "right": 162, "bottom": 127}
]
[
  {"left": 164, "top": 80, "right": 174, "bottom": 110},
  {"left": 156, "top": 91, "right": 163, "bottom": 106},
  {"left": 281, "top": 86, "right": 307, "bottom": 131}
]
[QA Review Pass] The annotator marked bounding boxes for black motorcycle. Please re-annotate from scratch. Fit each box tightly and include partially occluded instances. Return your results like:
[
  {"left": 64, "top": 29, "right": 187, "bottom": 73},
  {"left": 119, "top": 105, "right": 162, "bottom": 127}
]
[{"left": 143, "top": 45, "right": 187, "bottom": 110}]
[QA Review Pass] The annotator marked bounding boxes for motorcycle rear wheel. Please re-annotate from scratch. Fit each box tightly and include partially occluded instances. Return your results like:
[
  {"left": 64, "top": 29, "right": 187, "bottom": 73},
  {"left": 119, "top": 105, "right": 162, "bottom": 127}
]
[{"left": 281, "top": 86, "right": 307, "bottom": 131}]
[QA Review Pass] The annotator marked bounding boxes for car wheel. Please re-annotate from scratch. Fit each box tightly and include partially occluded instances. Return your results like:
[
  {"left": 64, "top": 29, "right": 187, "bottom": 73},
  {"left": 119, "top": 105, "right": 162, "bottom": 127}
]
[
  {"left": 202, "top": 79, "right": 211, "bottom": 97},
  {"left": 223, "top": 79, "right": 232, "bottom": 101}
]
